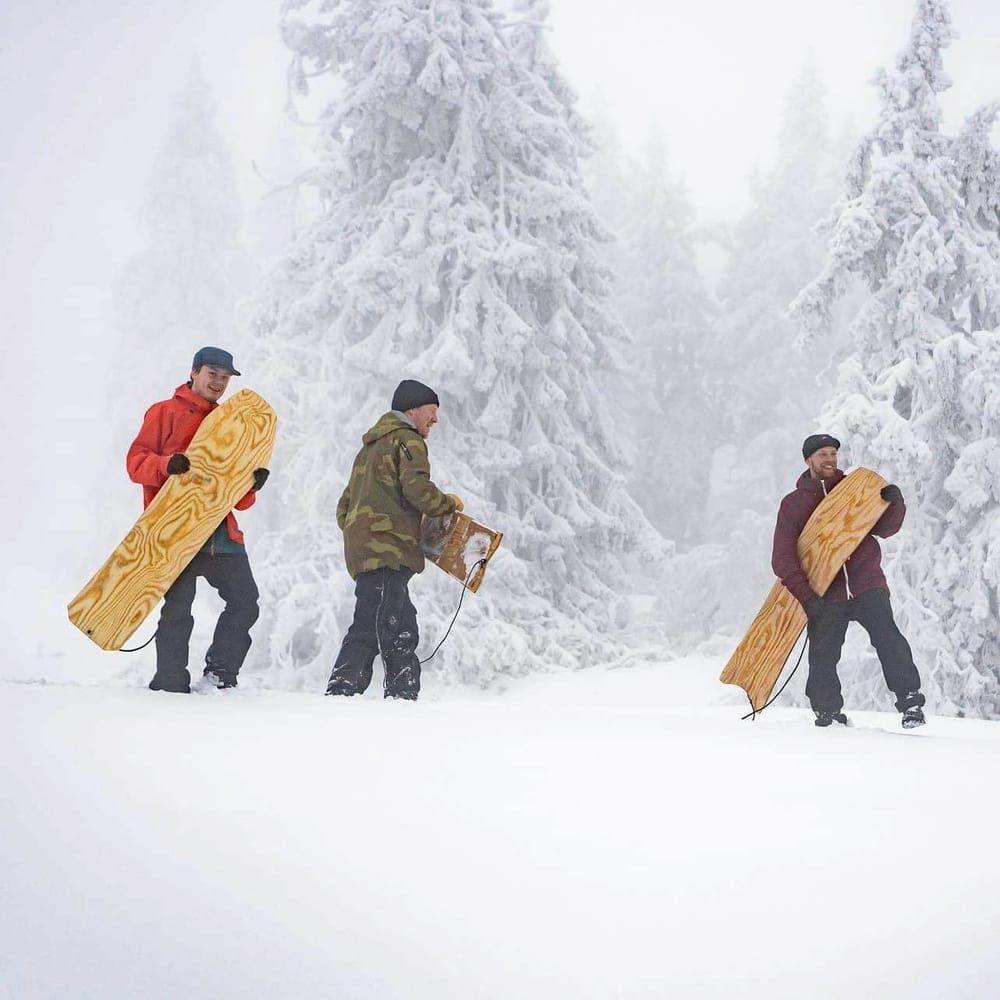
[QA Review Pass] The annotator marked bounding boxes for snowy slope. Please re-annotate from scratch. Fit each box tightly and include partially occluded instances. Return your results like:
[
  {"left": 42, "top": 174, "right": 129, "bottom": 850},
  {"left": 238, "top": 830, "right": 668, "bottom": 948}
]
[{"left": 3, "top": 657, "right": 999, "bottom": 999}]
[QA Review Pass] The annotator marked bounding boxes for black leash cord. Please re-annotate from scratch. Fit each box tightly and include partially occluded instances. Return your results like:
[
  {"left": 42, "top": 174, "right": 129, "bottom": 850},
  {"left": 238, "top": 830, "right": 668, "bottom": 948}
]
[
  {"left": 741, "top": 631, "right": 809, "bottom": 721},
  {"left": 119, "top": 559, "right": 487, "bottom": 661},
  {"left": 420, "top": 559, "right": 486, "bottom": 665},
  {"left": 119, "top": 630, "right": 158, "bottom": 653}
]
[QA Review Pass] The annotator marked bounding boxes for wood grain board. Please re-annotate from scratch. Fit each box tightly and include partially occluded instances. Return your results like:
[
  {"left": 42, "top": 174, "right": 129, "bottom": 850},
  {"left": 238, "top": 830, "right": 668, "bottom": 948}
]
[
  {"left": 719, "top": 468, "right": 889, "bottom": 712},
  {"left": 68, "top": 389, "right": 277, "bottom": 650},
  {"left": 421, "top": 511, "right": 503, "bottom": 593}
]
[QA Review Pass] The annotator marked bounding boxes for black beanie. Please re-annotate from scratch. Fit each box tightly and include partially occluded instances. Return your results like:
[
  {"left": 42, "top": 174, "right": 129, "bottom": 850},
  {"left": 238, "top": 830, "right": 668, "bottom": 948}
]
[
  {"left": 392, "top": 379, "right": 440, "bottom": 412},
  {"left": 802, "top": 433, "right": 841, "bottom": 460}
]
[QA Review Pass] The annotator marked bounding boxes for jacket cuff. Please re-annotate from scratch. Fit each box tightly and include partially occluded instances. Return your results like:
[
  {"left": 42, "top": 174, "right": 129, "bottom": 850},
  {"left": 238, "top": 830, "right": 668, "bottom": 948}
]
[{"left": 786, "top": 579, "right": 817, "bottom": 605}]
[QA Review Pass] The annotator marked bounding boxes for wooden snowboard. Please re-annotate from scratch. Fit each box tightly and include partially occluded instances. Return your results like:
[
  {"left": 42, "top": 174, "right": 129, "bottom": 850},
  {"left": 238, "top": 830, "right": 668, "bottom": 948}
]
[
  {"left": 719, "top": 468, "right": 889, "bottom": 712},
  {"left": 421, "top": 511, "right": 503, "bottom": 594},
  {"left": 68, "top": 389, "right": 277, "bottom": 651}
]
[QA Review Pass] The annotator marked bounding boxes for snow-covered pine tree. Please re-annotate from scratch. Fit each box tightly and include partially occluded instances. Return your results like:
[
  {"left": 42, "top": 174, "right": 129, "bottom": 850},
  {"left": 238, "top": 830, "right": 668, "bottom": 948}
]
[
  {"left": 249, "top": 0, "right": 661, "bottom": 689},
  {"left": 713, "top": 62, "right": 846, "bottom": 460},
  {"left": 790, "top": 0, "right": 1000, "bottom": 717},
  {"left": 588, "top": 132, "right": 716, "bottom": 544},
  {"left": 657, "top": 62, "right": 851, "bottom": 638},
  {"left": 113, "top": 61, "right": 247, "bottom": 453}
]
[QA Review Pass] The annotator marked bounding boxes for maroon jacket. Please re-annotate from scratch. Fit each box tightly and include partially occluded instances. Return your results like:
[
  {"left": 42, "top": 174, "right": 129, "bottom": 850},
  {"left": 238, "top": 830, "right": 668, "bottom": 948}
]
[{"left": 771, "top": 470, "right": 904, "bottom": 605}]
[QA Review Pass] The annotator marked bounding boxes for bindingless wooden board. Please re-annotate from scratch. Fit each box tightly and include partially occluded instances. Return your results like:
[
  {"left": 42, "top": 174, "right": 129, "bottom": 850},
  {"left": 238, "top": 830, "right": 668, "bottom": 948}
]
[
  {"left": 68, "top": 389, "right": 277, "bottom": 651},
  {"left": 421, "top": 511, "right": 503, "bottom": 594},
  {"left": 719, "top": 468, "right": 888, "bottom": 713}
]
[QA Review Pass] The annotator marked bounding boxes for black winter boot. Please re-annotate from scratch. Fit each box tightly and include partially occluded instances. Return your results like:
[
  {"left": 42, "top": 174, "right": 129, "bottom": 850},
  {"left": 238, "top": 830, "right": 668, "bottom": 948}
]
[
  {"left": 814, "top": 710, "right": 849, "bottom": 727},
  {"left": 149, "top": 671, "right": 191, "bottom": 694},
  {"left": 901, "top": 705, "right": 926, "bottom": 729},
  {"left": 203, "top": 667, "right": 238, "bottom": 689}
]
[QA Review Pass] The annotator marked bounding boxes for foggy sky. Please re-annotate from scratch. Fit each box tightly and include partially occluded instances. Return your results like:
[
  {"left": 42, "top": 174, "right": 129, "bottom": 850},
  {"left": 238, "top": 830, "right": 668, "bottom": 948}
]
[{"left": 550, "top": 0, "right": 1000, "bottom": 218}]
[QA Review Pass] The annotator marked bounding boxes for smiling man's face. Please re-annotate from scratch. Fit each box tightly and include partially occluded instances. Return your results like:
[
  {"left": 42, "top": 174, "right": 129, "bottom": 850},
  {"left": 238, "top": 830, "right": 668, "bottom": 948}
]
[
  {"left": 408, "top": 403, "right": 439, "bottom": 439},
  {"left": 806, "top": 446, "right": 839, "bottom": 481},
  {"left": 189, "top": 364, "right": 232, "bottom": 403}
]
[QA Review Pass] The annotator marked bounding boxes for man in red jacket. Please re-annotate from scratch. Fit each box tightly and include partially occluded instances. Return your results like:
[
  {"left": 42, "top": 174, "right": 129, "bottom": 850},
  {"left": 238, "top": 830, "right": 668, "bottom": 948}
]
[
  {"left": 771, "top": 434, "right": 926, "bottom": 728},
  {"left": 127, "top": 347, "right": 269, "bottom": 694}
]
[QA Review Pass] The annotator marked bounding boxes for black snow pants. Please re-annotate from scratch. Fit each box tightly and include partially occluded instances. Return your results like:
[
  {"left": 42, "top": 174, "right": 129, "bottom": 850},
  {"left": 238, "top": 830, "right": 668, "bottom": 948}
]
[
  {"left": 151, "top": 552, "right": 260, "bottom": 693},
  {"left": 327, "top": 567, "right": 421, "bottom": 700},
  {"left": 806, "top": 587, "right": 924, "bottom": 714}
]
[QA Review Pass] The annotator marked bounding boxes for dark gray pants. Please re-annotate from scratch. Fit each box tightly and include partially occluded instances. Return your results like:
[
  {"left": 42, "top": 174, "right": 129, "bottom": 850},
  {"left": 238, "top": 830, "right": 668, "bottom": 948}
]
[
  {"left": 327, "top": 567, "right": 421, "bottom": 700},
  {"left": 806, "top": 587, "right": 923, "bottom": 713},
  {"left": 151, "top": 552, "right": 260, "bottom": 692}
]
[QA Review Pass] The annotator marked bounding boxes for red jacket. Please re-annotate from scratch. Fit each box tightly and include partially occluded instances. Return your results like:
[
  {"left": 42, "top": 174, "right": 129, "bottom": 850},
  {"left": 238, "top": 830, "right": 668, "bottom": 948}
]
[
  {"left": 126, "top": 384, "right": 255, "bottom": 545},
  {"left": 771, "top": 469, "right": 904, "bottom": 605}
]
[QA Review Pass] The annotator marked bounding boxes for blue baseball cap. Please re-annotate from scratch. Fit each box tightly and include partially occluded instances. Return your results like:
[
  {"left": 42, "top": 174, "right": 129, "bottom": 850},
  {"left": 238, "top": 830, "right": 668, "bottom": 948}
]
[{"left": 192, "top": 346, "right": 241, "bottom": 376}]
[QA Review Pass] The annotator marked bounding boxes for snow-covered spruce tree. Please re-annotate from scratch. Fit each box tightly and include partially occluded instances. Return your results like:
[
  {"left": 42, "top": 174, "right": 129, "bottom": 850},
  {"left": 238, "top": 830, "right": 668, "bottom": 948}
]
[
  {"left": 656, "top": 62, "right": 851, "bottom": 639},
  {"left": 591, "top": 134, "right": 716, "bottom": 545},
  {"left": 790, "top": 0, "right": 1000, "bottom": 717},
  {"left": 249, "top": 0, "right": 662, "bottom": 689},
  {"left": 712, "top": 62, "right": 847, "bottom": 461},
  {"left": 113, "top": 62, "right": 247, "bottom": 452}
]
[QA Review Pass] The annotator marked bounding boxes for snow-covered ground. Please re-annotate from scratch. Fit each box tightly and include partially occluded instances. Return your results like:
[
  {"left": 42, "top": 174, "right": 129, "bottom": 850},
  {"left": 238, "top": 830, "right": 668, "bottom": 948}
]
[{"left": 3, "top": 655, "right": 999, "bottom": 999}]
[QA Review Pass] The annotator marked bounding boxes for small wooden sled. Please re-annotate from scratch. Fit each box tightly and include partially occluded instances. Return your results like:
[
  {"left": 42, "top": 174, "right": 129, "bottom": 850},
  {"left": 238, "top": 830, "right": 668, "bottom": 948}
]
[
  {"left": 68, "top": 389, "right": 277, "bottom": 650},
  {"left": 719, "top": 468, "right": 889, "bottom": 713},
  {"left": 421, "top": 511, "right": 503, "bottom": 594}
]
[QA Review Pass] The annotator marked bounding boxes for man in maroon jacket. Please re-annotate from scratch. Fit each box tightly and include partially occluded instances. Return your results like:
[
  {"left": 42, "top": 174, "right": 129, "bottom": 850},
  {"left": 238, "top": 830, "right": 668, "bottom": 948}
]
[
  {"left": 771, "top": 434, "right": 926, "bottom": 728},
  {"left": 127, "top": 347, "right": 269, "bottom": 694}
]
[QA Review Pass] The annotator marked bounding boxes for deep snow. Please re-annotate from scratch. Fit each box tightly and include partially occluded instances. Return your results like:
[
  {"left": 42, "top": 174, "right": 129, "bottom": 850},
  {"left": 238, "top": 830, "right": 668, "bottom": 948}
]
[{"left": 3, "top": 656, "right": 999, "bottom": 999}]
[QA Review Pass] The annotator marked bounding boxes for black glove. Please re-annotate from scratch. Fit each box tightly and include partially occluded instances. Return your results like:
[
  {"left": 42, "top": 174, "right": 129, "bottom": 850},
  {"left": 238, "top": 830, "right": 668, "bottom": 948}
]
[
  {"left": 252, "top": 468, "right": 270, "bottom": 492},
  {"left": 881, "top": 484, "right": 903, "bottom": 504},
  {"left": 804, "top": 595, "right": 829, "bottom": 626},
  {"left": 166, "top": 454, "right": 191, "bottom": 475}
]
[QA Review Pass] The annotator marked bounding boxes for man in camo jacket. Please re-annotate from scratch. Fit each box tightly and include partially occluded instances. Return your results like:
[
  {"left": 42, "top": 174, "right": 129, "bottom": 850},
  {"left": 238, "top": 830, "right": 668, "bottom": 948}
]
[{"left": 326, "top": 380, "right": 463, "bottom": 700}]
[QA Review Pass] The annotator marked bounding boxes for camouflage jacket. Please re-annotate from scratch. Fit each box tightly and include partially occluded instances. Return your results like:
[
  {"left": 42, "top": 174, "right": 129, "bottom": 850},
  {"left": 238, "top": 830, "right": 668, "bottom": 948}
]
[{"left": 337, "top": 411, "right": 457, "bottom": 579}]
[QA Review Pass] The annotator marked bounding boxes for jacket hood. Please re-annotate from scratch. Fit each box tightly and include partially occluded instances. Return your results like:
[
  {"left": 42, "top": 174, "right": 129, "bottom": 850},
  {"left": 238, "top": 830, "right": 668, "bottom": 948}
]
[
  {"left": 363, "top": 411, "right": 416, "bottom": 445},
  {"left": 173, "top": 383, "right": 216, "bottom": 413},
  {"left": 795, "top": 468, "right": 845, "bottom": 495}
]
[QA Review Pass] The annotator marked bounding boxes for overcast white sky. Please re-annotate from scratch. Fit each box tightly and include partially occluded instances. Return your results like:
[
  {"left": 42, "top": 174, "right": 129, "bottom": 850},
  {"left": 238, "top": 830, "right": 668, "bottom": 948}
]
[
  {"left": 1, "top": 0, "right": 998, "bottom": 638},
  {"left": 3, "top": 2, "right": 999, "bottom": 299},
  {"left": 551, "top": 0, "right": 1000, "bottom": 215}
]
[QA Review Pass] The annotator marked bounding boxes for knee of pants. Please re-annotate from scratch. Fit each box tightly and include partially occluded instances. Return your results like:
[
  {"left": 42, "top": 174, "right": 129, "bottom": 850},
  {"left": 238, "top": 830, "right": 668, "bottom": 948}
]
[
  {"left": 380, "top": 619, "right": 418, "bottom": 656},
  {"left": 806, "top": 621, "right": 838, "bottom": 647},
  {"left": 245, "top": 599, "right": 260, "bottom": 628},
  {"left": 341, "top": 632, "right": 380, "bottom": 662},
  {"left": 869, "top": 622, "right": 906, "bottom": 649},
  {"left": 807, "top": 644, "right": 842, "bottom": 673},
  {"left": 808, "top": 615, "right": 847, "bottom": 648},
  {"left": 375, "top": 578, "right": 418, "bottom": 650},
  {"left": 227, "top": 595, "right": 260, "bottom": 629},
  {"left": 159, "top": 602, "right": 194, "bottom": 626}
]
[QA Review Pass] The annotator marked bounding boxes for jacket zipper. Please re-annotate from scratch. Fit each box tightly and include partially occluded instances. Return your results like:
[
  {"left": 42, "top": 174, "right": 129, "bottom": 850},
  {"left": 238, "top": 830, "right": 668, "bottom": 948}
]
[{"left": 821, "top": 478, "right": 852, "bottom": 599}]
